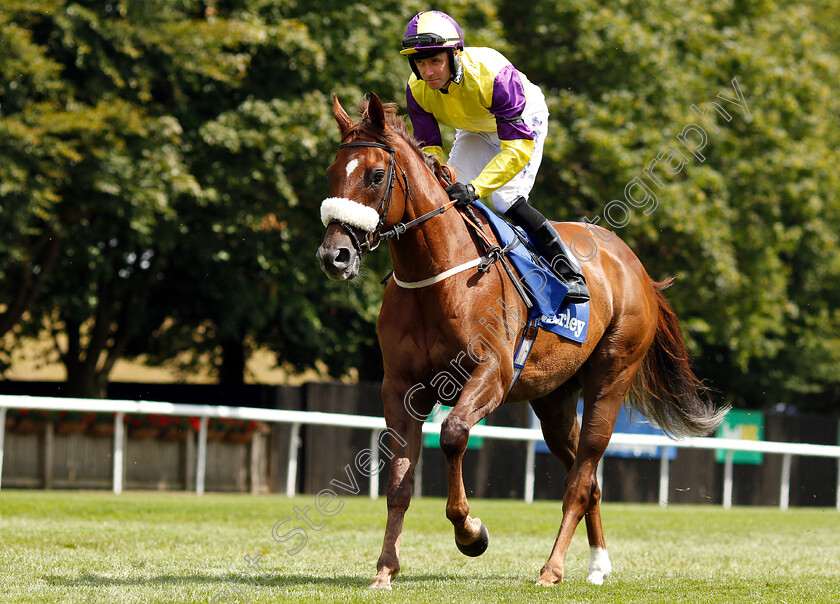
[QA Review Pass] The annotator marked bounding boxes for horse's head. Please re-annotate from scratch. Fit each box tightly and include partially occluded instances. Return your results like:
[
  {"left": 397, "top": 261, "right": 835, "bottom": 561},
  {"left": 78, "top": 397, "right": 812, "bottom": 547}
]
[{"left": 316, "top": 93, "right": 410, "bottom": 281}]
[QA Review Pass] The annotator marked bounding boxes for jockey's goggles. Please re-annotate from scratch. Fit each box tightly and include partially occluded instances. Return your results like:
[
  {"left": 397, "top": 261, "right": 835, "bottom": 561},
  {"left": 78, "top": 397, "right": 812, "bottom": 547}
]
[{"left": 401, "top": 33, "right": 462, "bottom": 54}]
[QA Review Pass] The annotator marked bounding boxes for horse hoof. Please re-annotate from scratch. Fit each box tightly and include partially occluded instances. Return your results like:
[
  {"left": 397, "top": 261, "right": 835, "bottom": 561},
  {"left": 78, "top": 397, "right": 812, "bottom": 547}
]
[
  {"left": 369, "top": 574, "right": 393, "bottom": 590},
  {"left": 456, "top": 522, "right": 489, "bottom": 557},
  {"left": 536, "top": 561, "right": 563, "bottom": 586}
]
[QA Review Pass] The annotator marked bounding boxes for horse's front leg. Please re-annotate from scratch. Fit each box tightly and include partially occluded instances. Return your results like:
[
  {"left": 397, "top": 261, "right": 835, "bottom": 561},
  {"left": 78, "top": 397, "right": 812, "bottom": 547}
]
[
  {"left": 440, "top": 369, "right": 505, "bottom": 556},
  {"left": 370, "top": 378, "right": 429, "bottom": 590}
]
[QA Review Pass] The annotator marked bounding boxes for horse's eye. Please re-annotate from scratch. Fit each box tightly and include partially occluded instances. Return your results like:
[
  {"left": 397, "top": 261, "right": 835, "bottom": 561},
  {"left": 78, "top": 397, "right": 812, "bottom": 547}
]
[{"left": 370, "top": 169, "right": 386, "bottom": 186}]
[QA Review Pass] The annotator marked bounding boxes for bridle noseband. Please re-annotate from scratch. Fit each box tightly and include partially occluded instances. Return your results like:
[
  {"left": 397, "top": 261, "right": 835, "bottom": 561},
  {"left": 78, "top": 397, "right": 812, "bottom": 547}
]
[
  {"left": 325, "top": 139, "right": 466, "bottom": 258},
  {"left": 332, "top": 140, "right": 410, "bottom": 253}
]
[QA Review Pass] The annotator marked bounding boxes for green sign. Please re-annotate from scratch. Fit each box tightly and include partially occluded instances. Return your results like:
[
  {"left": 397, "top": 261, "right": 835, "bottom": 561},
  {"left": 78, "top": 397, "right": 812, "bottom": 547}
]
[
  {"left": 423, "top": 405, "right": 486, "bottom": 450},
  {"left": 715, "top": 409, "right": 764, "bottom": 465}
]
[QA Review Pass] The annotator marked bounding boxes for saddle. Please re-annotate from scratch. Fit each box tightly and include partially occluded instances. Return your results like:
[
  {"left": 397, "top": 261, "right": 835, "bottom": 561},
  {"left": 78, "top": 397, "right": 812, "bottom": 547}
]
[{"left": 435, "top": 161, "right": 588, "bottom": 341}]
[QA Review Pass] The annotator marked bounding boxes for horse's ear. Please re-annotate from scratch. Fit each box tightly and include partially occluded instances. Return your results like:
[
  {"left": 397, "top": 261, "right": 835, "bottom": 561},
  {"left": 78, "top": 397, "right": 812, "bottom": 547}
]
[
  {"left": 333, "top": 93, "right": 354, "bottom": 136},
  {"left": 366, "top": 92, "right": 386, "bottom": 132}
]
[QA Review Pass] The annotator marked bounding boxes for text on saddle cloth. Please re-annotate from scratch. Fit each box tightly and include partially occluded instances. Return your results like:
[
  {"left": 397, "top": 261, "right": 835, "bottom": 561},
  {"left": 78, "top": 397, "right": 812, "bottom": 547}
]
[{"left": 471, "top": 201, "right": 589, "bottom": 344}]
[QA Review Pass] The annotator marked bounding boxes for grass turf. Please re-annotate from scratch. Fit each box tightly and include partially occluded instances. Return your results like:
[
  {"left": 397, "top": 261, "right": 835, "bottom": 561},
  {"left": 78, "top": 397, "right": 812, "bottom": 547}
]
[{"left": 1, "top": 490, "right": 839, "bottom": 603}]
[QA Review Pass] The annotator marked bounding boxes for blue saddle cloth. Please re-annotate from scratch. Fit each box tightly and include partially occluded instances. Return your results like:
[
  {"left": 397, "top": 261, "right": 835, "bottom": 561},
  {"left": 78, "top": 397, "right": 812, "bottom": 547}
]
[{"left": 472, "top": 201, "right": 589, "bottom": 344}]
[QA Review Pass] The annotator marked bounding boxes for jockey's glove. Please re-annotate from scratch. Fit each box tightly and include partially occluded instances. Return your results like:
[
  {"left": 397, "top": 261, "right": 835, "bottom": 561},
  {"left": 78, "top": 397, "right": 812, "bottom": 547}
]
[{"left": 445, "top": 182, "right": 478, "bottom": 209}]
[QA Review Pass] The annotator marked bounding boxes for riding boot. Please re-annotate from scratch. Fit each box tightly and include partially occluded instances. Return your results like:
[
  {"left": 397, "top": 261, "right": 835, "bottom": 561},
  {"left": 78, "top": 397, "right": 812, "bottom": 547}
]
[
  {"left": 530, "top": 221, "right": 590, "bottom": 303},
  {"left": 505, "top": 197, "right": 590, "bottom": 304}
]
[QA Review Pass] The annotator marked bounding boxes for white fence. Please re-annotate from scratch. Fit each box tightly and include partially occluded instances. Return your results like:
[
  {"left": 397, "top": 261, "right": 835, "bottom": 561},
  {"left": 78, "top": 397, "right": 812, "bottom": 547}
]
[{"left": 1, "top": 394, "right": 839, "bottom": 510}]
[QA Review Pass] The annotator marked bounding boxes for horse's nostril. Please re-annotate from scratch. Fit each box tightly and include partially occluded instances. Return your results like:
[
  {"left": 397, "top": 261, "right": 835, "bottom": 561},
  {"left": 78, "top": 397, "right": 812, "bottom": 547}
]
[{"left": 335, "top": 248, "right": 351, "bottom": 265}]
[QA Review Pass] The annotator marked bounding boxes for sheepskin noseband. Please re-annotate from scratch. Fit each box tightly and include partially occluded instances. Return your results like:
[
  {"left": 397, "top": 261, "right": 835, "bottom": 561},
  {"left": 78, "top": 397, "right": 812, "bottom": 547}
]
[{"left": 320, "top": 197, "right": 380, "bottom": 233}]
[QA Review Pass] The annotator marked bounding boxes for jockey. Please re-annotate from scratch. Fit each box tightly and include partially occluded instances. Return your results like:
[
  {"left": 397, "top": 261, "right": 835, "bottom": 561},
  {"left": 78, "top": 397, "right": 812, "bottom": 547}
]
[{"left": 401, "top": 10, "right": 589, "bottom": 303}]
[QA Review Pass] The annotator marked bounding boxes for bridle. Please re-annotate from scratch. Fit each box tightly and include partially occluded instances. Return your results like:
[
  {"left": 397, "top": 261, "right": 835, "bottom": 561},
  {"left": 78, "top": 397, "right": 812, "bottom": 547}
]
[
  {"left": 331, "top": 140, "right": 410, "bottom": 254},
  {"left": 327, "top": 139, "right": 467, "bottom": 255}
]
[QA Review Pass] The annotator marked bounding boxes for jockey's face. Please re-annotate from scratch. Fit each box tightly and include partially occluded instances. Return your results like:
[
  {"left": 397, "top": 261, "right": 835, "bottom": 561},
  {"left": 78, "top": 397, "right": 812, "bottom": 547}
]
[{"left": 414, "top": 52, "right": 451, "bottom": 91}]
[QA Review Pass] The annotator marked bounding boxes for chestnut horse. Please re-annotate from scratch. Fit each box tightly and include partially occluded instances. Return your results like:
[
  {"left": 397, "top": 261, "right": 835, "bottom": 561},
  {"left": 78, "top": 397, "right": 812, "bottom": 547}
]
[{"left": 316, "top": 93, "right": 726, "bottom": 589}]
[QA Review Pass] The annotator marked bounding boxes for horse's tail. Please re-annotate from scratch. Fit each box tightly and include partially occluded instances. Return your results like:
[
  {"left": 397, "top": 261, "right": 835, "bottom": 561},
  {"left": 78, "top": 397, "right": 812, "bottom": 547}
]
[{"left": 627, "top": 277, "right": 729, "bottom": 437}]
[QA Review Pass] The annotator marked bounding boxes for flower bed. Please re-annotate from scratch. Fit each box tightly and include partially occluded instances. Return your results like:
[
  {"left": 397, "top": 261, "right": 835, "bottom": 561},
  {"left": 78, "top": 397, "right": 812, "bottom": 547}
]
[{"left": 4, "top": 408, "right": 267, "bottom": 444}]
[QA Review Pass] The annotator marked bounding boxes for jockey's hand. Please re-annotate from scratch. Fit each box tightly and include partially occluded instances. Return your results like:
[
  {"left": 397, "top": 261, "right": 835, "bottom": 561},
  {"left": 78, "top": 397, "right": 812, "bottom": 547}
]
[{"left": 445, "top": 182, "right": 478, "bottom": 209}]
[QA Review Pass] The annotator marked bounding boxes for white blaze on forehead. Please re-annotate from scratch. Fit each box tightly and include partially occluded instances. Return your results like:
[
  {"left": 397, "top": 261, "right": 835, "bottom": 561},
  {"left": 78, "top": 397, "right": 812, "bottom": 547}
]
[{"left": 345, "top": 159, "right": 360, "bottom": 178}]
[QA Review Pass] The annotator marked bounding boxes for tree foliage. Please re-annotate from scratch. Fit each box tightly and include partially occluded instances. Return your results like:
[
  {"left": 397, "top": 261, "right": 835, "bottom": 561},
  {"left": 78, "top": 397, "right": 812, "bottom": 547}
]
[
  {"left": 1, "top": 0, "right": 839, "bottom": 410},
  {"left": 500, "top": 0, "right": 840, "bottom": 410}
]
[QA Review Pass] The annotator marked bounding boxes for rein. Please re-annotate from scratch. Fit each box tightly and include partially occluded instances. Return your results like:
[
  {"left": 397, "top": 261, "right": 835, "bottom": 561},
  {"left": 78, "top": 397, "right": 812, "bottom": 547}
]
[{"left": 379, "top": 198, "right": 460, "bottom": 242}]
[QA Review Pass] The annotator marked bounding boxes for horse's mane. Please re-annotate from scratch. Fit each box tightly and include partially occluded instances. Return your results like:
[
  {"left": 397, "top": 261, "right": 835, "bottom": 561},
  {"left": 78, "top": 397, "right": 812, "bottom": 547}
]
[{"left": 352, "top": 97, "right": 437, "bottom": 172}]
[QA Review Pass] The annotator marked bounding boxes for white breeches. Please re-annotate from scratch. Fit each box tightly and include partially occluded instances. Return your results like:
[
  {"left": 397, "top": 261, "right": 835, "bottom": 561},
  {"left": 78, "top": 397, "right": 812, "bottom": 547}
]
[{"left": 447, "top": 110, "right": 548, "bottom": 214}]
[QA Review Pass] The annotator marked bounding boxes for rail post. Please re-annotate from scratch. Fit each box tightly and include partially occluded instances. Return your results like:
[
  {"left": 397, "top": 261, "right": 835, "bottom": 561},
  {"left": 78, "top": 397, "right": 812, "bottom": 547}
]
[
  {"left": 369, "top": 429, "right": 382, "bottom": 500},
  {"left": 286, "top": 422, "right": 301, "bottom": 497},
  {"left": 659, "top": 452, "right": 670, "bottom": 507},
  {"left": 779, "top": 453, "right": 792, "bottom": 511},
  {"left": 723, "top": 450, "right": 734, "bottom": 509},
  {"left": 836, "top": 457, "right": 840, "bottom": 512},
  {"left": 0, "top": 407, "right": 6, "bottom": 492},
  {"left": 113, "top": 412, "right": 124, "bottom": 495},
  {"left": 196, "top": 416, "right": 208, "bottom": 496},
  {"left": 596, "top": 458, "right": 604, "bottom": 501},
  {"left": 524, "top": 439, "right": 536, "bottom": 504}
]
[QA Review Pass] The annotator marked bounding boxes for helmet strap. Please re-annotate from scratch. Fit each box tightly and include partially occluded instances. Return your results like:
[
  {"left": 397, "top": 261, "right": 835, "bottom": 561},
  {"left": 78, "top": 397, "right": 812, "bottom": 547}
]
[
  {"left": 408, "top": 58, "right": 422, "bottom": 81},
  {"left": 450, "top": 49, "right": 464, "bottom": 85}
]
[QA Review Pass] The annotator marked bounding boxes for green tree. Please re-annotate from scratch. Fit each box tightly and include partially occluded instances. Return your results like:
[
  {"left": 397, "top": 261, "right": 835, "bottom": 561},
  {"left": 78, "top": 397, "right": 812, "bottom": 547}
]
[
  {"left": 3, "top": 0, "right": 840, "bottom": 411},
  {"left": 499, "top": 0, "right": 840, "bottom": 410},
  {"left": 135, "top": 0, "right": 407, "bottom": 383},
  {"left": 0, "top": 1, "right": 73, "bottom": 359},
  {"left": 1, "top": 1, "right": 279, "bottom": 394}
]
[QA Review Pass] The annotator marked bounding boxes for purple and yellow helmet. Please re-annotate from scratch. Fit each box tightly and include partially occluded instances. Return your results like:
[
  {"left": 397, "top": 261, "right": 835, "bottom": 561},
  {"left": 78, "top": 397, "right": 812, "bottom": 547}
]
[
  {"left": 400, "top": 11, "right": 464, "bottom": 56},
  {"left": 400, "top": 11, "right": 464, "bottom": 84}
]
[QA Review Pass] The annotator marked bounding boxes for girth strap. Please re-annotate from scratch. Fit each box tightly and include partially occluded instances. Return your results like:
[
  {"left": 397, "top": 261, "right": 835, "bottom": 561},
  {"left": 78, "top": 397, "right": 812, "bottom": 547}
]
[{"left": 508, "top": 315, "right": 542, "bottom": 393}]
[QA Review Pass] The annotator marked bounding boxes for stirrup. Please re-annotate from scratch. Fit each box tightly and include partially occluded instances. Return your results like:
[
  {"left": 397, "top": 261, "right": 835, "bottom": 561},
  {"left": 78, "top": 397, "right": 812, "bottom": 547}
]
[
  {"left": 559, "top": 276, "right": 590, "bottom": 304},
  {"left": 549, "top": 259, "right": 589, "bottom": 303}
]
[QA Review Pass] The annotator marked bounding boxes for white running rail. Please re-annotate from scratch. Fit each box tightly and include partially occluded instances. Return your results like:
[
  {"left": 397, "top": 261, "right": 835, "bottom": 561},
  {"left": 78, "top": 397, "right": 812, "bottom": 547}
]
[{"left": 1, "top": 394, "right": 838, "bottom": 510}]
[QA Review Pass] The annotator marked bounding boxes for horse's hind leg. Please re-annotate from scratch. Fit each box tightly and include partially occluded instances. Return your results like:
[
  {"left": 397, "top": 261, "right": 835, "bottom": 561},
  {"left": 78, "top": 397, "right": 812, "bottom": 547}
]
[
  {"left": 529, "top": 381, "right": 581, "bottom": 473},
  {"left": 530, "top": 381, "right": 611, "bottom": 585},
  {"left": 535, "top": 358, "right": 644, "bottom": 586}
]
